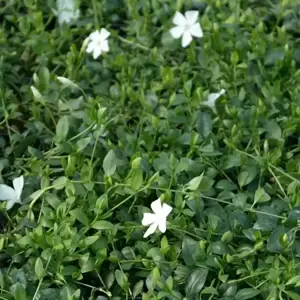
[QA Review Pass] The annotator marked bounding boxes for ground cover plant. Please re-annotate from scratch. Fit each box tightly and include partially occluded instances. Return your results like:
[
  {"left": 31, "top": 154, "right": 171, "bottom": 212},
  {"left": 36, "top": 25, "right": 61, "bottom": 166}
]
[{"left": 1, "top": 0, "right": 300, "bottom": 299}]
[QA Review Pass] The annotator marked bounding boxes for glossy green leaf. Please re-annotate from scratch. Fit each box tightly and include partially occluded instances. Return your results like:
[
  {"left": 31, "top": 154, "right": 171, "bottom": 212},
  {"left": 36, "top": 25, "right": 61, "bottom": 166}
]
[
  {"left": 235, "top": 288, "right": 260, "bottom": 300},
  {"left": 185, "top": 268, "right": 208, "bottom": 296},
  {"left": 91, "top": 220, "right": 114, "bottom": 230},
  {"left": 14, "top": 282, "right": 27, "bottom": 300},
  {"left": 56, "top": 116, "right": 69, "bottom": 143},
  {"left": 103, "top": 150, "right": 117, "bottom": 176},
  {"left": 35, "top": 257, "right": 44, "bottom": 279},
  {"left": 238, "top": 166, "right": 258, "bottom": 187},
  {"left": 70, "top": 208, "right": 89, "bottom": 226}
]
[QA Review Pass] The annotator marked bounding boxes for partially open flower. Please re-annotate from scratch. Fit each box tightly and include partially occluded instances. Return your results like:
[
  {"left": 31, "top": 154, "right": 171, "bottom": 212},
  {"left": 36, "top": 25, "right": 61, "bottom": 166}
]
[
  {"left": 0, "top": 176, "right": 24, "bottom": 210},
  {"left": 202, "top": 89, "right": 226, "bottom": 107},
  {"left": 142, "top": 198, "right": 172, "bottom": 238}
]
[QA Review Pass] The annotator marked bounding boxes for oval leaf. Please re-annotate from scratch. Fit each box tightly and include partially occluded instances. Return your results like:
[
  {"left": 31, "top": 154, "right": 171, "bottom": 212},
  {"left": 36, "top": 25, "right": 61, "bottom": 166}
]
[
  {"left": 35, "top": 257, "right": 44, "bottom": 279},
  {"left": 185, "top": 268, "right": 208, "bottom": 296},
  {"left": 56, "top": 116, "right": 69, "bottom": 143},
  {"left": 91, "top": 220, "right": 114, "bottom": 230},
  {"left": 103, "top": 150, "right": 117, "bottom": 176},
  {"left": 235, "top": 288, "right": 260, "bottom": 300}
]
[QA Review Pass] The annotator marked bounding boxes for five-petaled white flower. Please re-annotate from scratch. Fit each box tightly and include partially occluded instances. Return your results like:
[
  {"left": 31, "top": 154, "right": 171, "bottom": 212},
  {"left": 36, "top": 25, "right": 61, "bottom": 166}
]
[
  {"left": 202, "top": 89, "right": 226, "bottom": 107},
  {"left": 0, "top": 175, "right": 24, "bottom": 210},
  {"left": 56, "top": 0, "right": 80, "bottom": 25},
  {"left": 170, "top": 11, "right": 203, "bottom": 48},
  {"left": 142, "top": 198, "right": 172, "bottom": 238},
  {"left": 86, "top": 29, "right": 110, "bottom": 59}
]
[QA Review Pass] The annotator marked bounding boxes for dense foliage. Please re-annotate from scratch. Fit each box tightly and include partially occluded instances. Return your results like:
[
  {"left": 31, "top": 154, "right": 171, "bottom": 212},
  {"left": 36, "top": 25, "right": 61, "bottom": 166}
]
[{"left": 1, "top": 0, "right": 300, "bottom": 299}]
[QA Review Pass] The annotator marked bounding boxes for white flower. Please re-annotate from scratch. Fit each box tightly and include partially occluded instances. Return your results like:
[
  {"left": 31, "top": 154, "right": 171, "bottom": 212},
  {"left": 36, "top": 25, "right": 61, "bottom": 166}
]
[
  {"left": 202, "top": 89, "right": 226, "bottom": 107},
  {"left": 0, "top": 176, "right": 24, "bottom": 210},
  {"left": 56, "top": 0, "right": 80, "bottom": 25},
  {"left": 86, "top": 29, "right": 110, "bottom": 59},
  {"left": 169, "top": 11, "right": 203, "bottom": 48},
  {"left": 142, "top": 198, "right": 172, "bottom": 238}
]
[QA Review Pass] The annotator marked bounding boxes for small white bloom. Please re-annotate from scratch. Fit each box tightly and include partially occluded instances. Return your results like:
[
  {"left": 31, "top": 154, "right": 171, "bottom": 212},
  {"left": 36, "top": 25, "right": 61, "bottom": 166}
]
[
  {"left": 0, "top": 175, "right": 24, "bottom": 210},
  {"left": 56, "top": 0, "right": 80, "bottom": 25},
  {"left": 142, "top": 198, "right": 172, "bottom": 238},
  {"left": 170, "top": 11, "right": 203, "bottom": 48},
  {"left": 202, "top": 89, "right": 226, "bottom": 107},
  {"left": 86, "top": 29, "right": 110, "bottom": 60}
]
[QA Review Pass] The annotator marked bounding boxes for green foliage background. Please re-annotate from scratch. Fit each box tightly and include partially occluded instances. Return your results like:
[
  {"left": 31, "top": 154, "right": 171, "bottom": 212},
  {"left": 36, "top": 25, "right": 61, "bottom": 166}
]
[{"left": 1, "top": 0, "right": 300, "bottom": 299}]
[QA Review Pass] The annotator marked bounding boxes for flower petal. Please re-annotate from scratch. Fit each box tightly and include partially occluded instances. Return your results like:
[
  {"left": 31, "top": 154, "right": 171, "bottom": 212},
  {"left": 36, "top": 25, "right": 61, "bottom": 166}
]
[
  {"left": 99, "top": 28, "right": 110, "bottom": 41},
  {"left": 158, "top": 218, "right": 167, "bottom": 233},
  {"left": 143, "top": 222, "right": 158, "bottom": 238},
  {"left": 189, "top": 23, "right": 203, "bottom": 38},
  {"left": 6, "top": 198, "right": 17, "bottom": 210},
  {"left": 206, "top": 89, "right": 226, "bottom": 107},
  {"left": 205, "top": 93, "right": 218, "bottom": 107},
  {"left": 169, "top": 25, "right": 185, "bottom": 39},
  {"left": 0, "top": 184, "right": 17, "bottom": 202},
  {"left": 172, "top": 11, "right": 186, "bottom": 26},
  {"left": 182, "top": 31, "right": 193, "bottom": 48},
  {"left": 151, "top": 198, "right": 162, "bottom": 215},
  {"left": 184, "top": 11, "right": 199, "bottom": 26},
  {"left": 13, "top": 176, "right": 24, "bottom": 201},
  {"left": 93, "top": 47, "right": 102, "bottom": 60},
  {"left": 162, "top": 203, "right": 172, "bottom": 217},
  {"left": 89, "top": 30, "right": 101, "bottom": 41},
  {"left": 86, "top": 41, "right": 95, "bottom": 53},
  {"left": 219, "top": 89, "right": 226, "bottom": 96},
  {"left": 100, "top": 39, "right": 109, "bottom": 52},
  {"left": 142, "top": 213, "right": 156, "bottom": 226}
]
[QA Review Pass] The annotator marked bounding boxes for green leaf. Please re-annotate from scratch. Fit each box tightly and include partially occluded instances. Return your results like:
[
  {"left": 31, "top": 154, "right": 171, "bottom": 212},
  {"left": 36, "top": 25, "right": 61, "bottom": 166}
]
[
  {"left": 152, "top": 267, "right": 160, "bottom": 287},
  {"left": 235, "top": 288, "right": 260, "bottom": 300},
  {"left": 121, "top": 247, "right": 136, "bottom": 260},
  {"left": 56, "top": 116, "right": 69, "bottom": 143},
  {"left": 186, "top": 172, "right": 204, "bottom": 191},
  {"left": 76, "top": 137, "right": 91, "bottom": 152},
  {"left": 182, "top": 236, "right": 206, "bottom": 266},
  {"left": 216, "top": 179, "right": 237, "bottom": 191},
  {"left": 197, "top": 112, "right": 212, "bottom": 138},
  {"left": 52, "top": 176, "right": 67, "bottom": 190},
  {"left": 253, "top": 206, "right": 278, "bottom": 232},
  {"left": 133, "top": 280, "right": 143, "bottom": 298},
  {"left": 80, "top": 257, "right": 95, "bottom": 273},
  {"left": 57, "top": 76, "right": 80, "bottom": 90},
  {"left": 201, "top": 287, "right": 219, "bottom": 296},
  {"left": 264, "top": 120, "right": 282, "bottom": 140},
  {"left": 254, "top": 187, "right": 271, "bottom": 204},
  {"left": 84, "top": 236, "right": 99, "bottom": 246},
  {"left": 103, "top": 150, "right": 117, "bottom": 176},
  {"left": 31, "top": 86, "right": 43, "bottom": 103},
  {"left": 286, "top": 275, "right": 300, "bottom": 286},
  {"left": 130, "top": 169, "right": 143, "bottom": 191},
  {"left": 165, "top": 276, "right": 173, "bottom": 291},
  {"left": 70, "top": 208, "right": 89, "bottom": 226},
  {"left": 14, "top": 282, "right": 27, "bottom": 300},
  {"left": 285, "top": 207, "right": 300, "bottom": 228},
  {"left": 267, "top": 226, "right": 291, "bottom": 253},
  {"left": 238, "top": 166, "right": 258, "bottom": 187},
  {"left": 91, "top": 220, "right": 114, "bottom": 230},
  {"left": 284, "top": 290, "right": 300, "bottom": 300},
  {"left": 115, "top": 270, "right": 128, "bottom": 290},
  {"left": 35, "top": 257, "right": 44, "bottom": 279},
  {"left": 185, "top": 268, "right": 208, "bottom": 296},
  {"left": 210, "top": 241, "right": 231, "bottom": 255},
  {"left": 264, "top": 48, "right": 284, "bottom": 66},
  {"left": 38, "top": 66, "right": 50, "bottom": 91}
]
